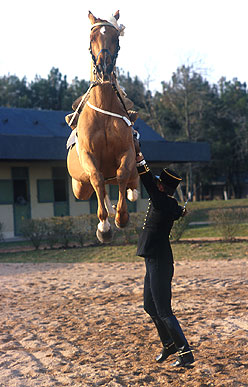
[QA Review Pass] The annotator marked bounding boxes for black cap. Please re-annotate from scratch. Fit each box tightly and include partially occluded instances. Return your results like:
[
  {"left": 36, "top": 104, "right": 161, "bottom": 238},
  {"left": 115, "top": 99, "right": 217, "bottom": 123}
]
[{"left": 159, "top": 168, "right": 182, "bottom": 190}]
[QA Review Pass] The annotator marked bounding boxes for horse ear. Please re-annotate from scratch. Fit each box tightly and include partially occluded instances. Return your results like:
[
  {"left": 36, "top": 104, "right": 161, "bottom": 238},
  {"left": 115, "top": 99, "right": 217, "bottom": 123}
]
[
  {"left": 88, "top": 11, "right": 97, "bottom": 25},
  {"left": 113, "top": 10, "right": 120, "bottom": 21}
]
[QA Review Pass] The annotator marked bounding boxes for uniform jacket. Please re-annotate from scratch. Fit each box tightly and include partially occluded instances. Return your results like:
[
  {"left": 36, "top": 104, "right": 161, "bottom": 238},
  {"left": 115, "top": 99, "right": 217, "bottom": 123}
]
[{"left": 136, "top": 161, "right": 184, "bottom": 261}]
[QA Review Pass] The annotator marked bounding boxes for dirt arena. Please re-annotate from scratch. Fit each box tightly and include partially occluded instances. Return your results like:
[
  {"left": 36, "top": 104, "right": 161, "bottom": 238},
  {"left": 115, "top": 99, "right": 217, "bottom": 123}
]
[{"left": 0, "top": 258, "right": 247, "bottom": 386}]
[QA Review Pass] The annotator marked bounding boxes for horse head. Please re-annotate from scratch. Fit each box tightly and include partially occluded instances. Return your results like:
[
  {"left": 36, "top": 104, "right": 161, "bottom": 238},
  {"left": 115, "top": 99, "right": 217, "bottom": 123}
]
[{"left": 88, "top": 11, "right": 122, "bottom": 81}]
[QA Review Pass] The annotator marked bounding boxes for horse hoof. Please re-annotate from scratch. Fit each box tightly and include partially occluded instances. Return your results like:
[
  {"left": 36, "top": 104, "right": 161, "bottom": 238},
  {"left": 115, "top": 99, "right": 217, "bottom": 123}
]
[
  {"left": 96, "top": 228, "right": 113, "bottom": 244},
  {"left": 115, "top": 217, "right": 129, "bottom": 229}
]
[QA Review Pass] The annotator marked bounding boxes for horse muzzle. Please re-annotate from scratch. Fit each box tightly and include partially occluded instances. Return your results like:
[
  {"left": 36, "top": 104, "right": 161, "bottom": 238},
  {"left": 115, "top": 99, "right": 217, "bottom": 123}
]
[
  {"left": 96, "top": 49, "right": 114, "bottom": 79},
  {"left": 96, "top": 64, "right": 114, "bottom": 80}
]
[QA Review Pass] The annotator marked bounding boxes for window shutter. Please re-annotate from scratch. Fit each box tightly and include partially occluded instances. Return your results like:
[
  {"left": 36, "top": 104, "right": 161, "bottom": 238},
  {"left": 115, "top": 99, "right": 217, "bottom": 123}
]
[
  {"left": 0, "top": 180, "right": 13, "bottom": 204},
  {"left": 37, "top": 180, "right": 54, "bottom": 202}
]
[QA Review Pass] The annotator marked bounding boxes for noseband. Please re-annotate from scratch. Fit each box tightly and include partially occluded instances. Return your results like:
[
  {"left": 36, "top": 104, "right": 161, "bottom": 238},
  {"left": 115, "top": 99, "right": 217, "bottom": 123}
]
[{"left": 89, "top": 23, "right": 120, "bottom": 78}]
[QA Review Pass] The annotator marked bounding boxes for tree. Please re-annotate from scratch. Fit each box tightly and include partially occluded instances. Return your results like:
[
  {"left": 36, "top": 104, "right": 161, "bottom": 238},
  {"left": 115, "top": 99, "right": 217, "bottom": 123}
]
[
  {"left": 30, "top": 67, "right": 68, "bottom": 110},
  {"left": 0, "top": 75, "right": 31, "bottom": 108},
  {"left": 0, "top": 68, "right": 90, "bottom": 111},
  {"left": 61, "top": 77, "right": 89, "bottom": 110},
  {"left": 155, "top": 65, "right": 217, "bottom": 198},
  {"left": 211, "top": 78, "right": 248, "bottom": 198}
]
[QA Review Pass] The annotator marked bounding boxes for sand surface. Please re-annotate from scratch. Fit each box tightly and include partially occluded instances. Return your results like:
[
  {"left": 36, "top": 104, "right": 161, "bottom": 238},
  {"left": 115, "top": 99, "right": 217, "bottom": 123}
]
[{"left": 0, "top": 258, "right": 247, "bottom": 386}]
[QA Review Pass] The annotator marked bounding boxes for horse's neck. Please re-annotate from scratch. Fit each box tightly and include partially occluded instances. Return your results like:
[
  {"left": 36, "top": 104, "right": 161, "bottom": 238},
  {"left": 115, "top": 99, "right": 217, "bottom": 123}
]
[
  {"left": 90, "top": 83, "right": 118, "bottom": 110},
  {"left": 89, "top": 64, "right": 124, "bottom": 112}
]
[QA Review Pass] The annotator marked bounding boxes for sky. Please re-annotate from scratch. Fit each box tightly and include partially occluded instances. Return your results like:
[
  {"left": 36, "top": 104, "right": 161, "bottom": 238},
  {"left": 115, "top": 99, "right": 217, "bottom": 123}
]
[{"left": 1, "top": 0, "right": 247, "bottom": 93}]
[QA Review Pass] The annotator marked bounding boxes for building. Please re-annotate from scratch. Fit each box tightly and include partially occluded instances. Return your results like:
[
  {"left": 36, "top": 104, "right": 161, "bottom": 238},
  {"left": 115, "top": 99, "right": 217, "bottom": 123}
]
[{"left": 0, "top": 107, "right": 210, "bottom": 238}]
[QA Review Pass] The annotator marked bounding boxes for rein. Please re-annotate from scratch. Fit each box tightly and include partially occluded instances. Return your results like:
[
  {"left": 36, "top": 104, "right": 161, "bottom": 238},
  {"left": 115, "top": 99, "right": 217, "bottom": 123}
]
[
  {"left": 86, "top": 100, "right": 132, "bottom": 126},
  {"left": 68, "top": 82, "right": 96, "bottom": 128}
]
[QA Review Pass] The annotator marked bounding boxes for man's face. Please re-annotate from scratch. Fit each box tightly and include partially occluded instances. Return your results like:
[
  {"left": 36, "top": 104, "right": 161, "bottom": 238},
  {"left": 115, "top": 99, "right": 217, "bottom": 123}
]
[
  {"left": 157, "top": 181, "right": 165, "bottom": 192},
  {"left": 157, "top": 181, "right": 176, "bottom": 196}
]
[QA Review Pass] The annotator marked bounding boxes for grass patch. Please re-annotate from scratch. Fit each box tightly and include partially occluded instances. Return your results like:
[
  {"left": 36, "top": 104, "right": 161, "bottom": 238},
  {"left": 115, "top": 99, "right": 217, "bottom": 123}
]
[
  {"left": 1, "top": 199, "right": 248, "bottom": 263},
  {"left": 185, "top": 198, "right": 248, "bottom": 223},
  {"left": 0, "top": 244, "right": 140, "bottom": 264},
  {"left": 182, "top": 224, "right": 248, "bottom": 238},
  {"left": 0, "top": 242, "right": 247, "bottom": 264},
  {"left": 172, "top": 241, "right": 248, "bottom": 261}
]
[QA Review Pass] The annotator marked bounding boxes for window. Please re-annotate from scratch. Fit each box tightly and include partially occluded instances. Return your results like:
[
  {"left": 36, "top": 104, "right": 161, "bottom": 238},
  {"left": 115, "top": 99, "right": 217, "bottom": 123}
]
[
  {"left": 37, "top": 168, "right": 68, "bottom": 203},
  {"left": 53, "top": 179, "right": 67, "bottom": 202},
  {"left": 0, "top": 180, "right": 13, "bottom": 204}
]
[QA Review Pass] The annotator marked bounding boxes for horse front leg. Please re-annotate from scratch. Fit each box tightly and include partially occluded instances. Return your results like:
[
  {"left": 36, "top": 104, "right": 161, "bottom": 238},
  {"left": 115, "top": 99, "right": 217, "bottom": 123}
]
[
  {"left": 115, "top": 188, "right": 129, "bottom": 229},
  {"left": 115, "top": 155, "right": 132, "bottom": 229}
]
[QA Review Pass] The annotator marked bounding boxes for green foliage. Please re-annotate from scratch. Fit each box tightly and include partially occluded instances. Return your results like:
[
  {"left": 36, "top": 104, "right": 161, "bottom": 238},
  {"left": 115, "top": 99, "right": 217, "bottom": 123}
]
[
  {"left": 19, "top": 213, "right": 145, "bottom": 250},
  {"left": 118, "top": 71, "right": 147, "bottom": 111},
  {"left": 20, "top": 217, "right": 75, "bottom": 249},
  {"left": 115, "top": 212, "right": 144, "bottom": 245},
  {"left": 170, "top": 212, "right": 193, "bottom": 242},
  {"left": 0, "top": 68, "right": 89, "bottom": 111},
  {"left": 209, "top": 208, "right": 248, "bottom": 241},
  {"left": 0, "top": 222, "right": 4, "bottom": 241},
  {"left": 44, "top": 218, "right": 60, "bottom": 249},
  {"left": 20, "top": 219, "right": 46, "bottom": 250},
  {"left": 72, "top": 214, "right": 98, "bottom": 246},
  {"left": 49, "top": 216, "right": 74, "bottom": 248}
]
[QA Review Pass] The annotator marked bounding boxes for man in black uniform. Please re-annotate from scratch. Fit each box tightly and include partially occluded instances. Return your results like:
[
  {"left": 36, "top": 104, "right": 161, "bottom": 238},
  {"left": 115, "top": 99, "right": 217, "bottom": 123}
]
[{"left": 135, "top": 149, "right": 194, "bottom": 367}]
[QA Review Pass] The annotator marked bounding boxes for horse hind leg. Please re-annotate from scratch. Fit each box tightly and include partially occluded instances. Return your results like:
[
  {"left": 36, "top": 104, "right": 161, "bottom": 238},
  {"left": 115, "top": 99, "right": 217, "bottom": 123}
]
[
  {"left": 88, "top": 170, "right": 114, "bottom": 243},
  {"left": 115, "top": 166, "right": 130, "bottom": 229},
  {"left": 95, "top": 194, "right": 115, "bottom": 244},
  {"left": 71, "top": 178, "right": 94, "bottom": 200},
  {"left": 115, "top": 189, "right": 129, "bottom": 229}
]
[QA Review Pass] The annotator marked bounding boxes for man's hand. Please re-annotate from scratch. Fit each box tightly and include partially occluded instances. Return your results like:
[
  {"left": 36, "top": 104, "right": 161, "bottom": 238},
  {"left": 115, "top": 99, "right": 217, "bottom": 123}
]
[{"left": 181, "top": 208, "right": 188, "bottom": 217}]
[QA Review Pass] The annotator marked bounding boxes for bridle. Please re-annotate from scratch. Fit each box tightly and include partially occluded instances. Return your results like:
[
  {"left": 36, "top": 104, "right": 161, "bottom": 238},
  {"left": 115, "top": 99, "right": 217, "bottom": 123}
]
[{"left": 89, "top": 22, "right": 120, "bottom": 79}]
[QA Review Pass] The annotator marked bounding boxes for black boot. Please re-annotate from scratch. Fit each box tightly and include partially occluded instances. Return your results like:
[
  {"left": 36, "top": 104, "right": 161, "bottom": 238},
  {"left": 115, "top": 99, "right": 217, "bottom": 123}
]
[
  {"left": 171, "top": 349, "right": 194, "bottom": 367},
  {"left": 156, "top": 342, "right": 177, "bottom": 363},
  {"left": 162, "top": 315, "right": 194, "bottom": 367},
  {"left": 151, "top": 316, "right": 177, "bottom": 363}
]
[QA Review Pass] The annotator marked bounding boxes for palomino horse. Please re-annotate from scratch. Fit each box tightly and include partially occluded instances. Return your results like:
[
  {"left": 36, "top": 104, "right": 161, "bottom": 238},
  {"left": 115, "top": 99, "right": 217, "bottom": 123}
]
[{"left": 67, "top": 11, "right": 139, "bottom": 243}]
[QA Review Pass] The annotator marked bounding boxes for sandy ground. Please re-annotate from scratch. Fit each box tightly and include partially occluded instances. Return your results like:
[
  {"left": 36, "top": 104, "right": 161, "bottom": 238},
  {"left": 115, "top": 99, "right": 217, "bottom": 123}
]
[{"left": 0, "top": 258, "right": 247, "bottom": 387}]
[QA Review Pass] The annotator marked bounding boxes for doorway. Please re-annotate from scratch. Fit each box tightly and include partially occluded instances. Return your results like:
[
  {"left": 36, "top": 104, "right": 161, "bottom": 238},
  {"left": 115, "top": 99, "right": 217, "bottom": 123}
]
[{"left": 12, "top": 167, "right": 31, "bottom": 235}]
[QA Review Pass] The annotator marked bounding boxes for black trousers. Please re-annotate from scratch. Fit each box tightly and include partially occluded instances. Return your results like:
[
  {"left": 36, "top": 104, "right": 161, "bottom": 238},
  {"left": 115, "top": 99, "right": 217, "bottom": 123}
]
[
  {"left": 144, "top": 255, "right": 174, "bottom": 319},
  {"left": 144, "top": 255, "right": 190, "bottom": 351}
]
